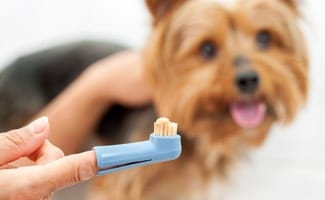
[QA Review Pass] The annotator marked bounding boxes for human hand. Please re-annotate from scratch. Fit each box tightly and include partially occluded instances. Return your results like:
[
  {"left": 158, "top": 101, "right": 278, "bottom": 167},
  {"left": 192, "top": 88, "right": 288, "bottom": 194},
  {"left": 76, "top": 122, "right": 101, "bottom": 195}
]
[
  {"left": 0, "top": 117, "right": 98, "bottom": 200},
  {"left": 82, "top": 50, "right": 153, "bottom": 107}
]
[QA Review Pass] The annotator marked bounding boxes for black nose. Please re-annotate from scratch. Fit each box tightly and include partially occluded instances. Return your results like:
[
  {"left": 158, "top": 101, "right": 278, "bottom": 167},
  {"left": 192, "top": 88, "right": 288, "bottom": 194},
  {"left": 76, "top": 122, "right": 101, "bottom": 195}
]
[{"left": 236, "top": 70, "right": 259, "bottom": 94}]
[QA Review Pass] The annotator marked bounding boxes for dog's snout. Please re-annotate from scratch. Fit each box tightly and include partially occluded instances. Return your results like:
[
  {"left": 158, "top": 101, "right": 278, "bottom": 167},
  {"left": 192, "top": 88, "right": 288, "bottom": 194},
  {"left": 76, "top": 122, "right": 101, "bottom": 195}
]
[
  {"left": 236, "top": 70, "right": 259, "bottom": 94},
  {"left": 233, "top": 56, "right": 250, "bottom": 68}
]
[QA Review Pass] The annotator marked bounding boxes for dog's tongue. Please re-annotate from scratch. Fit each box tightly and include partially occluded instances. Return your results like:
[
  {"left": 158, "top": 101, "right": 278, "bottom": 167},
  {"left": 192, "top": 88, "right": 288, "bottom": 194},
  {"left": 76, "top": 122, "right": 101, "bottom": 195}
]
[{"left": 230, "top": 101, "right": 266, "bottom": 128}]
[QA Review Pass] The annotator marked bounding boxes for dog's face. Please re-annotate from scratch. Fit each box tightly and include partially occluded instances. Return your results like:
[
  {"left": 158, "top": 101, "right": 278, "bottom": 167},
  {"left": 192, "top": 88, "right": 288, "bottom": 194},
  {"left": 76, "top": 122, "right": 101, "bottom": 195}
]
[{"left": 144, "top": 0, "right": 308, "bottom": 149}]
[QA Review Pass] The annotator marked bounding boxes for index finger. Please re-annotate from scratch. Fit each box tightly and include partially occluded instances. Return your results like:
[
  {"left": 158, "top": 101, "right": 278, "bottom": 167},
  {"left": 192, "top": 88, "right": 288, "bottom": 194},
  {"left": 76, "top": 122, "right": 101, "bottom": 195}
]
[
  {"left": 36, "top": 150, "right": 98, "bottom": 192},
  {"left": 0, "top": 151, "right": 98, "bottom": 199}
]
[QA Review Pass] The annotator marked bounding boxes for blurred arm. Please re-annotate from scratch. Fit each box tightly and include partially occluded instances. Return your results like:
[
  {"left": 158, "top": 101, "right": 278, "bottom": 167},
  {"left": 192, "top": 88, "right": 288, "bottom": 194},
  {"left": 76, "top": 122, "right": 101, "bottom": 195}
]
[{"left": 37, "top": 51, "right": 152, "bottom": 154}]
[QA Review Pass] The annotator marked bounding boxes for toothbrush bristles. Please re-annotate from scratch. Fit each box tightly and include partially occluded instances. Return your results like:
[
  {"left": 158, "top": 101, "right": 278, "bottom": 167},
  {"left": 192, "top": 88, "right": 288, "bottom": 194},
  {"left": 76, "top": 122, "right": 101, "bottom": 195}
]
[{"left": 154, "top": 117, "right": 178, "bottom": 136}]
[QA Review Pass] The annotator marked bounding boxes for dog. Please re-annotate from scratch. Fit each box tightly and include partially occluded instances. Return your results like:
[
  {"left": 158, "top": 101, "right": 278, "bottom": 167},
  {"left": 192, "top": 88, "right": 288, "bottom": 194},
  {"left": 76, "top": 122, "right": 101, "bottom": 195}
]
[
  {"left": 90, "top": 0, "right": 308, "bottom": 199},
  {"left": 0, "top": 0, "right": 308, "bottom": 199}
]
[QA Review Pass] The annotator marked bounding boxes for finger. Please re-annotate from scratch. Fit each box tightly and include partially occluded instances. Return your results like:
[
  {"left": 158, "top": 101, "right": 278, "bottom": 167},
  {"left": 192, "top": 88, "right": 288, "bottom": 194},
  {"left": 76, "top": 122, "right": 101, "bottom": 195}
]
[
  {"left": 0, "top": 117, "right": 49, "bottom": 166},
  {"left": 35, "top": 150, "right": 97, "bottom": 192},
  {"left": 0, "top": 164, "right": 17, "bottom": 170},
  {"left": 8, "top": 157, "right": 35, "bottom": 167},
  {"left": 0, "top": 151, "right": 97, "bottom": 199},
  {"left": 0, "top": 167, "right": 47, "bottom": 199},
  {"left": 30, "top": 140, "right": 64, "bottom": 165}
]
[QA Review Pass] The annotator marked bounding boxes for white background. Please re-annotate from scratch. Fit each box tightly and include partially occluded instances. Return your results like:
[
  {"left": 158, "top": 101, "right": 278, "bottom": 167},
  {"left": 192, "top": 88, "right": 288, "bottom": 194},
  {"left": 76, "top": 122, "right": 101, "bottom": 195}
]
[{"left": 0, "top": 1, "right": 324, "bottom": 199}]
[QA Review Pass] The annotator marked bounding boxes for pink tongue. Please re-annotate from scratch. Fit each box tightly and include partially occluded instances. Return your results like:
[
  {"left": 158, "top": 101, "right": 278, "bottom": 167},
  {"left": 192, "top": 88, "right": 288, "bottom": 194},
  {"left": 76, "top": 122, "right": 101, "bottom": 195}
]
[{"left": 230, "top": 101, "right": 266, "bottom": 128}]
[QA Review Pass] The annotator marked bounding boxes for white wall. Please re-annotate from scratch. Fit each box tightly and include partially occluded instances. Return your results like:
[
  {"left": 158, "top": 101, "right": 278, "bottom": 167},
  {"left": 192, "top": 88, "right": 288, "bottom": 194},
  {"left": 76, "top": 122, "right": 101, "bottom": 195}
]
[
  {"left": 0, "top": 0, "right": 150, "bottom": 68},
  {"left": 0, "top": 1, "right": 324, "bottom": 199}
]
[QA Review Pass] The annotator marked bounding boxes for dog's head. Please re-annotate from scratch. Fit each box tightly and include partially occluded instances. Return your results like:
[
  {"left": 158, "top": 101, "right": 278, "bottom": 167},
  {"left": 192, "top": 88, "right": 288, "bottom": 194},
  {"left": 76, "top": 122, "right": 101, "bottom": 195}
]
[{"left": 144, "top": 0, "right": 308, "bottom": 150}]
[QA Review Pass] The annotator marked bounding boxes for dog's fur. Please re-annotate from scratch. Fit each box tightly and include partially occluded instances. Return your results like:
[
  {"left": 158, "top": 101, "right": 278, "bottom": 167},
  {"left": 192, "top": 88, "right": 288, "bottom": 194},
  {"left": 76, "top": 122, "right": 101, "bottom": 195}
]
[
  {"left": 90, "top": 0, "right": 308, "bottom": 199},
  {"left": 0, "top": 0, "right": 308, "bottom": 199}
]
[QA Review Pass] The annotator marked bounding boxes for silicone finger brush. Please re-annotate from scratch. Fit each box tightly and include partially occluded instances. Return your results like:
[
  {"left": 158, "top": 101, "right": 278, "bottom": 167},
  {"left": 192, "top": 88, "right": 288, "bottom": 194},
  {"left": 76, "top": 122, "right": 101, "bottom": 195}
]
[{"left": 93, "top": 118, "right": 182, "bottom": 175}]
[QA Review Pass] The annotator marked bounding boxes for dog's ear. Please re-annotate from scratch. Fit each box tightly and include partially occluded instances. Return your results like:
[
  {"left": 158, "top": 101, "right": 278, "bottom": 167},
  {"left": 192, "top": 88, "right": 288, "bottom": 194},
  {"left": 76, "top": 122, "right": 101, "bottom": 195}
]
[{"left": 145, "top": 0, "right": 187, "bottom": 25}]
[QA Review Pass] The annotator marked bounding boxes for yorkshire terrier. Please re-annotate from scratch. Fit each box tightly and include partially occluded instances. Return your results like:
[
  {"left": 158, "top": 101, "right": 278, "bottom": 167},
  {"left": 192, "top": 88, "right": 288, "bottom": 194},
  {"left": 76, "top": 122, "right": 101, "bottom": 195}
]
[
  {"left": 0, "top": 0, "right": 308, "bottom": 199},
  {"left": 90, "top": 0, "right": 308, "bottom": 199}
]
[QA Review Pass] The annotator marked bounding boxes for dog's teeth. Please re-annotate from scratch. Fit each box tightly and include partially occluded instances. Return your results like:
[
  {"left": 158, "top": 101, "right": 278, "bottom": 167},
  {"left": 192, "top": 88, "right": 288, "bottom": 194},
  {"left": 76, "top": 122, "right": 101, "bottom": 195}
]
[{"left": 154, "top": 117, "right": 177, "bottom": 136}]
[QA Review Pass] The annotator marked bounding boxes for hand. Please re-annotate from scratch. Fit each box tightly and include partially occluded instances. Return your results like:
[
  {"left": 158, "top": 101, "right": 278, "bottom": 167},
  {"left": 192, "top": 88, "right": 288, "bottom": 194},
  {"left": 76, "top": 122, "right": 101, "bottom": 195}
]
[
  {"left": 0, "top": 117, "right": 98, "bottom": 200},
  {"left": 83, "top": 50, "right": 153, "bottom": 106}
]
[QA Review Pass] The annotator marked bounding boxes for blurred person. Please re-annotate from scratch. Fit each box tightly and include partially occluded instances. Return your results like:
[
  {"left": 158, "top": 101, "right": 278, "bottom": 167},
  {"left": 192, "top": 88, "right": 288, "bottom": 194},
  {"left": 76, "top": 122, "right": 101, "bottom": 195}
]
[{"left": 0, "top": 43, "right": 152, "bottom": 154}]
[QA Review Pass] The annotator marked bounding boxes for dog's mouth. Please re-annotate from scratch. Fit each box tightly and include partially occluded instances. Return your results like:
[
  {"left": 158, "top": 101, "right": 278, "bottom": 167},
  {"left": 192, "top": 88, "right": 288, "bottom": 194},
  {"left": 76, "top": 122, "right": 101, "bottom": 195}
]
[
  {"left": 193, "top": 97, "right": 274, "bottom": 130},
  {"left": 229, "top": 100, "right": 266, "bottom": 129}
]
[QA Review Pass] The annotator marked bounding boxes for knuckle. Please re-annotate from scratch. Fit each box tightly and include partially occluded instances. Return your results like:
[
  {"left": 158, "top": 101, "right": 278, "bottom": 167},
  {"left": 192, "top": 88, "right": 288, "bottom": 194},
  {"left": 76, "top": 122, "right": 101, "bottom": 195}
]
[
  {"left": 5, "top": 130, "right": 28, "bottom": 148},
  {"left": 71, "top": 154, "right": 94, "bottom": 183},
  {"left": 62, "top": 155, "right": 83, "bottom": 184},
  {"left": 74, "top": 159, "right": 83, "bottom": 183}
]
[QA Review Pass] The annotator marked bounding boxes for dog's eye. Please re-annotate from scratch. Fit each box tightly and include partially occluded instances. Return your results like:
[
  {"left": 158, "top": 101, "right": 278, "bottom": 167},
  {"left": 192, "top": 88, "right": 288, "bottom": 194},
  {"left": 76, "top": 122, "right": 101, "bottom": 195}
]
[
  {"left": 200, "top": 41, "right": 218, "bottom": 60},
  {"left": 256, "top": 30, "right": 272, "bottom": 50}
]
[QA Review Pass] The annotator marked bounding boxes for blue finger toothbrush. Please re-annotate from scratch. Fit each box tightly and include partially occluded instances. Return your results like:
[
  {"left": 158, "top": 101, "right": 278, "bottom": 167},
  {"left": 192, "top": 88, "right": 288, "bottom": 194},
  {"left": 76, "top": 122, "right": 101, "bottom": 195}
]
[{"left": 93, "top": 118, "right": 182, "bottom": 175}]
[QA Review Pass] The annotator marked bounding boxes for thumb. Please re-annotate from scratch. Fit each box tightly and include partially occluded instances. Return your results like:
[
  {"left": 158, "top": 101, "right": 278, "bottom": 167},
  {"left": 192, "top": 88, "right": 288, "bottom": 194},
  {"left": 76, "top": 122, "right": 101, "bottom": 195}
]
[
  {"left": 0, "top": 117, "right": 49, "bottom": 166},
  {"left": 34, "top": 150, "right": 98, "bottom": 193}
]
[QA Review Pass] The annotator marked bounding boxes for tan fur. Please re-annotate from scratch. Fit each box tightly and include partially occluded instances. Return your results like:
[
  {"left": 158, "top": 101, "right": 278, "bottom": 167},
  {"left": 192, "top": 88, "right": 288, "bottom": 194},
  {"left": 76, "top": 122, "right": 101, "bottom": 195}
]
[{"left": 89, "top": 0, "right": 308, "bottom": 199}]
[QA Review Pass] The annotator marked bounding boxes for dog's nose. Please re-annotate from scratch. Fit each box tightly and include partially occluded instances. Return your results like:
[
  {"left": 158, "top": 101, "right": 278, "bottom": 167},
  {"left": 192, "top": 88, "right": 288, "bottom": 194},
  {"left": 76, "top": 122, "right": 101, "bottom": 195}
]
[{"left": 236, "top": 70, "right": 259, "bottom": 94}]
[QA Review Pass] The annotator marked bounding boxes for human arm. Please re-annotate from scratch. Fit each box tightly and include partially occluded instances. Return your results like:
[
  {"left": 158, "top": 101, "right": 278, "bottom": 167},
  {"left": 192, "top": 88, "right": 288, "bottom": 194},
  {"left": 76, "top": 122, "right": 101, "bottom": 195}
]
[{"left": 37, "top": 51, "right": 152, "bottom": 154}]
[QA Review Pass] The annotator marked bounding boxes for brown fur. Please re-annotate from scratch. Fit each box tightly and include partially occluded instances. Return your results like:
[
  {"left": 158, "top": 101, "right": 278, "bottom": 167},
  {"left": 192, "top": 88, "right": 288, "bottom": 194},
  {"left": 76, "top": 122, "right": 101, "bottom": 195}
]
[{"left": 89, "top": 0, "right": 308, "bottom": 199}]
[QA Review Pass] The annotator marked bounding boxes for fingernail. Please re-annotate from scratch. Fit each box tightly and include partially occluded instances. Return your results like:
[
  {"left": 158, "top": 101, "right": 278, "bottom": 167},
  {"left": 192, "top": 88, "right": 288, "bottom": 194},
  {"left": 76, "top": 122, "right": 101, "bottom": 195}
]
[{"left": 27, "top": 116, "right": 49, "bottom": 134}]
